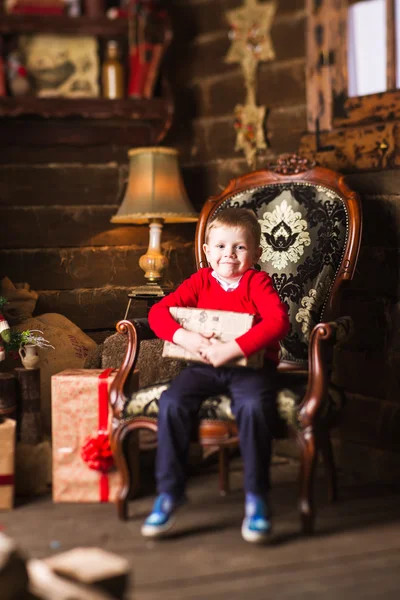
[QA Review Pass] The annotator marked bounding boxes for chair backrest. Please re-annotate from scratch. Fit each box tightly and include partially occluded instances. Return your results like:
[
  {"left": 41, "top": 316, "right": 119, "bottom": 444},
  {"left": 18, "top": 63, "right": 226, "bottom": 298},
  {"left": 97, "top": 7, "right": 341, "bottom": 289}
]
[{"left": 195, "top": 155, "right": 362, "bottom": 367}]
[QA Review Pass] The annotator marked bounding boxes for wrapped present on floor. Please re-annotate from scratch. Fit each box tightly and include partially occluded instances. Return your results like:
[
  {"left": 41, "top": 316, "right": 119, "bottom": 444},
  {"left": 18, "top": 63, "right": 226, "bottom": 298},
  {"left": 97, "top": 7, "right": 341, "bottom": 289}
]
[
  {"left": 44, "top": 547, "right": 130, "bottom": 599},
  {"left": 51, "top": 369, "right": 128, "bottom": 503},
  {"left": 162, "top": 307, "right": 264, "bottom": 368},
  {"left": 0, "top": 418, "right": 16, "bottom": 511}
]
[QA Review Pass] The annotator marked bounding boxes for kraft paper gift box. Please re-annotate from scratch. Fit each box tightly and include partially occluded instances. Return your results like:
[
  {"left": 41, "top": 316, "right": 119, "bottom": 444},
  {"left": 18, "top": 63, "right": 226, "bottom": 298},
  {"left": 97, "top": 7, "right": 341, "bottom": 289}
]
[
  {"left": 51, "top": 368, "right": 122, "bottom": 503},
  {"left": 163, "top": 307, "right": 264, "bottom": 368},
  {"left": 0, "top": 418, "right": 16, "bottom": 510}
]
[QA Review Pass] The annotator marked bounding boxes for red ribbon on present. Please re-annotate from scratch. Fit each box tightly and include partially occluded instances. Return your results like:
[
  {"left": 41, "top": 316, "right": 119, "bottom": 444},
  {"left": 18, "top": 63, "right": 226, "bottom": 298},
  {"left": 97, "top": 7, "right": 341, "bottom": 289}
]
[
  {"left": 0, "top": 474, "right": 14, "bottom": 485},
  {"left": 80, "top": 368, "right": 114, "bottom": 502},
  {"left": 81, "top": 431, "right": 114, "bottom": 473}
]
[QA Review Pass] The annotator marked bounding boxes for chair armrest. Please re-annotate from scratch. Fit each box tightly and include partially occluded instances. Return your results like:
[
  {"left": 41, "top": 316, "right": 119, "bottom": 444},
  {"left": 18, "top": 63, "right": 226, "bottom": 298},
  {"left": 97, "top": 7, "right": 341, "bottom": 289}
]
[
  {"left": 109, "top": 318, "right": 156, "bottom": 420},
  {"left": 298, "top": 316, "right": 353, "bottom": 428}
]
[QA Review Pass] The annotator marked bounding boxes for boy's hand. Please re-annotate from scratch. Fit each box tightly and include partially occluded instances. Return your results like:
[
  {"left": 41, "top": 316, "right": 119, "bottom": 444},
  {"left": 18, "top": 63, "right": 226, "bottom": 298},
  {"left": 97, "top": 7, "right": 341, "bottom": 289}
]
[
  {"left": 200, "top": 339, "right": 245, "bottom": 368},
  {"left": 172, "top": 328, "right": 214, "bottom": 361}
]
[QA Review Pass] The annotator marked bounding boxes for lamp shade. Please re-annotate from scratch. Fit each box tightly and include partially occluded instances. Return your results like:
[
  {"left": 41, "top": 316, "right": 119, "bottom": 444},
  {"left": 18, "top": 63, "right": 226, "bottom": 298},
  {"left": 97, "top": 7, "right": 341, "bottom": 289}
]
[{"left": 110, "top": 147, "right": 198, "bottom": 224}]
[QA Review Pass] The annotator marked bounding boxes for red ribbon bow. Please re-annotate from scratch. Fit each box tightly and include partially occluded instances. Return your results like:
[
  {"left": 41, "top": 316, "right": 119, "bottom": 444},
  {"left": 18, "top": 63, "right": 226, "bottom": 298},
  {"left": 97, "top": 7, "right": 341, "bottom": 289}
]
[{"left": 81, "top": 431, "right": 114, "bottom": 473}]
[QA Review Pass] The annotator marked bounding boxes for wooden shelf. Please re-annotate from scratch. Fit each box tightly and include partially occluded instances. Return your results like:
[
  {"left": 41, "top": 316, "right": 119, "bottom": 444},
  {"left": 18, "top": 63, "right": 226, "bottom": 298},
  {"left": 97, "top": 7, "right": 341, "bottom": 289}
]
[
  {"left": 0, "top": 14, "right": 174, "bottom": 146},
  {"left": 0, "top": 15, "right": 128, "bottom": 36},
  {"left": 0, "top": 96, "right": 171, "bottom": 120}
]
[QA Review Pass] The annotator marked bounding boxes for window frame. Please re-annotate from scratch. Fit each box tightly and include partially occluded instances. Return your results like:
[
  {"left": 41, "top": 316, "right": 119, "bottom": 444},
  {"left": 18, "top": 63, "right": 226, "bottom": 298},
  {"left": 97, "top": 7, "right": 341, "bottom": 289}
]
[{"left": 301, "top": 0, "right": 400, "bottom": 171}]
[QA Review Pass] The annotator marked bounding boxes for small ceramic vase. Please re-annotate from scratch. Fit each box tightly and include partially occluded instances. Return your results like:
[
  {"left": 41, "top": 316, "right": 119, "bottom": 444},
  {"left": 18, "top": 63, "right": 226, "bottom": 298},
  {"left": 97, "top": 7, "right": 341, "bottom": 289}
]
[{"left": 19, "top": 344, "right": 40, "bottom": 370}]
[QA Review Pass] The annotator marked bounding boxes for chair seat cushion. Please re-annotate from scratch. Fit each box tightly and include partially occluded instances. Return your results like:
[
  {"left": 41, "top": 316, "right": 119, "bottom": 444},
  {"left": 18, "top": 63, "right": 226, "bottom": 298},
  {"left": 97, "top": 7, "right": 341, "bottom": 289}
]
[{"left": 122, "top": 372, "right": 346, "bottom": 432}]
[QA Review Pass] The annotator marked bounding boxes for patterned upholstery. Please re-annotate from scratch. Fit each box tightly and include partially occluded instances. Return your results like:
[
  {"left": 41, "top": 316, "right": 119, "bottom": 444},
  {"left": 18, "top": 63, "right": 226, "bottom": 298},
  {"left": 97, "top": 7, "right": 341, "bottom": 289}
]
[
  {"left": 123, "top": 374, "right": 346, "bottom": 434},
  {"left": 218, "top": 183, "right": 348, "bottom": 363}
]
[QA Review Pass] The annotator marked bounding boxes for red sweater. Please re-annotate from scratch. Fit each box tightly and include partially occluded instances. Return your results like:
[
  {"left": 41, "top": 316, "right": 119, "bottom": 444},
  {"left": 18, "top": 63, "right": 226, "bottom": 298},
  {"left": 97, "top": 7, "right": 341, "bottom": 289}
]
[{"left": 148, "top": 268, "right": 289, "bottom": 365}]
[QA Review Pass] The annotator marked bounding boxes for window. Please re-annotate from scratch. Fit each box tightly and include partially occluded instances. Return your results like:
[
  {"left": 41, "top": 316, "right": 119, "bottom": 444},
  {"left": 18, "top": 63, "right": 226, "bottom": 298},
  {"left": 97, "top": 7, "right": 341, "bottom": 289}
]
[{"left": 348, "top": 0, "right": 387, "bottom": 97}]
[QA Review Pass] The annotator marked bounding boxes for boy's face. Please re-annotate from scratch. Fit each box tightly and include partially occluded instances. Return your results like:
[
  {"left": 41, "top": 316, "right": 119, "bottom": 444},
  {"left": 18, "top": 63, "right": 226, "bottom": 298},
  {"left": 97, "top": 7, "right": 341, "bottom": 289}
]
[{"left": 203, "top": 225, "right": 261, "bottom": 283}]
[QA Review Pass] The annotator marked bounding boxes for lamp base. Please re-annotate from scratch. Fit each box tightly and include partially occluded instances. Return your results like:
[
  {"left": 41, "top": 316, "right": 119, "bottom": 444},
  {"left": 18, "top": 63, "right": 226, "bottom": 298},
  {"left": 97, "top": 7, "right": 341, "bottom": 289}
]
[
  {"left": 139, "top": 219, "right": 168, "bottom": 283},
  {"left": 127, "top": 283, "right": 166, "bottom": 299}
]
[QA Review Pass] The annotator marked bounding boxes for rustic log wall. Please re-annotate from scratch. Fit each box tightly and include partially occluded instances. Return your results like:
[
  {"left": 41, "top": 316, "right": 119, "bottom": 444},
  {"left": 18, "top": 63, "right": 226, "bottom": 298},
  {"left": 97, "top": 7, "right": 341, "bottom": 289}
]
[
  {"left": 331, "top": 170, "right": 400, "bottom": 481},
  {"left": 0, "top": 0, "right": 399, "bottom": 478}
]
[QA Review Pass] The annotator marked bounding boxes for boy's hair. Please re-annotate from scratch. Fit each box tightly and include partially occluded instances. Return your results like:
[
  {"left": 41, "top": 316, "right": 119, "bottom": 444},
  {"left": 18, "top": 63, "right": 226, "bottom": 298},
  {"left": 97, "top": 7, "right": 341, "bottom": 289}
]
[{"left": 205, "top": 207, "right": 261, "bottom": 246}]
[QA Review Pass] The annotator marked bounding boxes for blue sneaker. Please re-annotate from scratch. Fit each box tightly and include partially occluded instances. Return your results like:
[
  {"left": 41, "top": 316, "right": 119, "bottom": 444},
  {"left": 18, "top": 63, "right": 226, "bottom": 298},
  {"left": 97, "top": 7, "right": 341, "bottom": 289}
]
[
  {"left": 241, "top": 493, "right": 272, "bottom": 544},
  {"left": 141, "top": 493, "right": 184, "bottom": 538}
]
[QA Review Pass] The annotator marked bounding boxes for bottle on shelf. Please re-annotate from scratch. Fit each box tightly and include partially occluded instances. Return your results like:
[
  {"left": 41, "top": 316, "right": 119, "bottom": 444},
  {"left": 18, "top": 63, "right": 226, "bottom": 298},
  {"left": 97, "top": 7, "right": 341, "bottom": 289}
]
[{"left": 102, "top": 40, "right": 124, "bottom": 100}]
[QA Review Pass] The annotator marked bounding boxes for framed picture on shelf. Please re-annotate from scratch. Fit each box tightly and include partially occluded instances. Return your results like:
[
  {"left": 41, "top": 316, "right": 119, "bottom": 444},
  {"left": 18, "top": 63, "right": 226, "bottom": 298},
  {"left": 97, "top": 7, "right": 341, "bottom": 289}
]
[{"left": 19, "top": 34, "right": 100, "bottom": 98}]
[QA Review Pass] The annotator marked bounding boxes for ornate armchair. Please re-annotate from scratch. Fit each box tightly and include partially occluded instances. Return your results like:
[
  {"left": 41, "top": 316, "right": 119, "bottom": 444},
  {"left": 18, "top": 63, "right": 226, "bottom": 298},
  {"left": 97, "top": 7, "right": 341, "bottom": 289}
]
[{"left": 109, "top": 156, "right": 362, "bottom": 533}]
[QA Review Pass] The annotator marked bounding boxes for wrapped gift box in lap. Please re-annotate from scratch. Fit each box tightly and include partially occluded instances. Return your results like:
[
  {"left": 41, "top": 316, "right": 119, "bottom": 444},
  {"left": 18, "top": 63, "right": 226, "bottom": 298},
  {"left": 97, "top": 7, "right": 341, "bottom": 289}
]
[
  {"left": 51, "top": 368, "right": 129, "bottom": 503},
  {"left": 163, "top": 307, "right": 264, "bottom": 368}
]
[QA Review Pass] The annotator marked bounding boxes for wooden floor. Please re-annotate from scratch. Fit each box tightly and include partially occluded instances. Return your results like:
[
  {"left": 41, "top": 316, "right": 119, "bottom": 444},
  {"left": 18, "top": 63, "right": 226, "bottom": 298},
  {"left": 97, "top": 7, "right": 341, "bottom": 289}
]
[{"left": 2, "top": 455, "right": 400, "bottom": 600}]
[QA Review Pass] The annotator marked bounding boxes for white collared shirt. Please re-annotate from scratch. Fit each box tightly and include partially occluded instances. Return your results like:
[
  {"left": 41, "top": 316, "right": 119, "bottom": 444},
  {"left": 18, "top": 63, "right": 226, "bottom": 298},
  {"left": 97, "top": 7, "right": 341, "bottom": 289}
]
[{"left": 211, "top": 270, "right": 242, "bottom": 292}]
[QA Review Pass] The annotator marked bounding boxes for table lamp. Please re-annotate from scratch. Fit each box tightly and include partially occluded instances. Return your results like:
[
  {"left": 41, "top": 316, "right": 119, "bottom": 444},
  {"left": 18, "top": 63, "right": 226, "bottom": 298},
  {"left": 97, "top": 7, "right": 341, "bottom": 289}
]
[{"left": 110, "top": 147, "right": 198, "bottom": 297}]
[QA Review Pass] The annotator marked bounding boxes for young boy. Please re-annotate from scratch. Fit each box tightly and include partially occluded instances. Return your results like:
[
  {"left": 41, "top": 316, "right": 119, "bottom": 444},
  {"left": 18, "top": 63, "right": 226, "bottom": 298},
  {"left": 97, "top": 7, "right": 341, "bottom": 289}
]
[{"left": 142, "top": 207, "right": 289, "bottom": 543}]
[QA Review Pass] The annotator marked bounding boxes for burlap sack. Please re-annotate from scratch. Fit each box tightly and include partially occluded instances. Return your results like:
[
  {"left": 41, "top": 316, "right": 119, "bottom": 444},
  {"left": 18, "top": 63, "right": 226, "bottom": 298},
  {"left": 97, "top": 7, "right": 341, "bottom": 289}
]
[
  {"left": 0, "top": 277, "right": 38, "bottom": 325},
  {"left": 9, "top": 314, "right": 97, "bottom": 434}
]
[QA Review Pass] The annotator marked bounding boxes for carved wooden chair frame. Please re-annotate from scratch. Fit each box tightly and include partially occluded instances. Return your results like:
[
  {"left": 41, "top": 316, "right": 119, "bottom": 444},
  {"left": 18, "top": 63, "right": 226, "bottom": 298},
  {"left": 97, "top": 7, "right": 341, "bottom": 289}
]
[{"left": 109, "top": 155, "right": 362, "bottom": 533}]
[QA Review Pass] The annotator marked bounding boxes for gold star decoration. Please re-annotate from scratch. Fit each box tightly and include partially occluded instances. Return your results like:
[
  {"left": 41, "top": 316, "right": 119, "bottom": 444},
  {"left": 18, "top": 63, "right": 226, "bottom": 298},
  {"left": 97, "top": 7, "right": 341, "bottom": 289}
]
[
  {"left": 225, "top": 0, "right": 276, "bottom": 169},
  {"left": 225, "top": 0, "right": 276, "bottom": 65},
  {"left": 234, "top": 104, "right": 267, "bottom": 171}
]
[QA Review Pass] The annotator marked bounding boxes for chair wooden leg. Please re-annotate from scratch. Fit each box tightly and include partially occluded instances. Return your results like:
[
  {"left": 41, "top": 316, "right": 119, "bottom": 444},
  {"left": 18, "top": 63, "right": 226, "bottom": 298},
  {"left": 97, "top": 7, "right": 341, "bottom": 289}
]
[
  {"left": 110, "top": 424, "right": 130, "bottom": 520},
  {"left": 319, "top": 431, "right": 338, "bottom": 503},
  {"left": 127, "top": 428, "right": 140, "bottom": 500},
  {"left": 111, "top": 424, "right": 140, "bottom": 521},
  {"left": 299, "top": 427, "right": 318, "bottom": 534},
  {"left": 218, "top": 446, "right": 230, "bottom": 496}
]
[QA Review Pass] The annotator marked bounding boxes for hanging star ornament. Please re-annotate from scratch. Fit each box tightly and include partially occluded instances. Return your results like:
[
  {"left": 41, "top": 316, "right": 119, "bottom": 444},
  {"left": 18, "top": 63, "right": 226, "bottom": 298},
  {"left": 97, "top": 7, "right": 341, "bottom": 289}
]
[
  {"left": 234, "top": 103, "right": 267, "bottom": 170},
  {"left": 225, "top": 0, "right": 276, "bottom": 65},
  {"left": 225, "top": 0, "right": 276, "bottom": 168}
]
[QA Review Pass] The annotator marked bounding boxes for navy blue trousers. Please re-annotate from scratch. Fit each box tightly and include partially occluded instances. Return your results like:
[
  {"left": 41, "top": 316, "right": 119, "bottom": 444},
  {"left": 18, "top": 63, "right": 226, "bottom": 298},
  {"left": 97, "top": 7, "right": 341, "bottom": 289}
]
[{"left": 156, "top": 362, "right": 278, "bottom": 498}]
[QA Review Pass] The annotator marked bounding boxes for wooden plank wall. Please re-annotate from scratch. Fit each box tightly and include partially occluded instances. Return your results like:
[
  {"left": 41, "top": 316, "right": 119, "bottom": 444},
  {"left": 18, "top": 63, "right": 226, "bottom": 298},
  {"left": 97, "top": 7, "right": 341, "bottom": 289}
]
[{"left": 332, "top": 169, "right": 400, "bottom": 480}]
